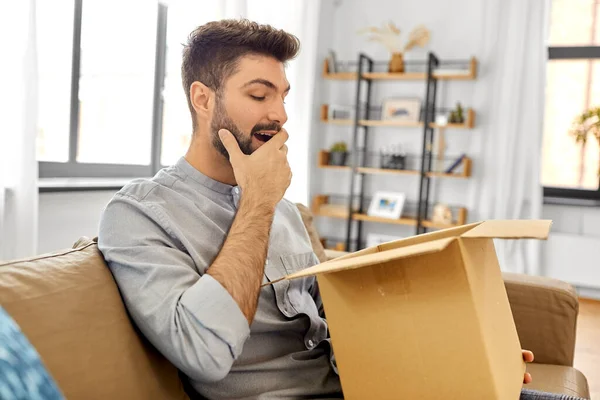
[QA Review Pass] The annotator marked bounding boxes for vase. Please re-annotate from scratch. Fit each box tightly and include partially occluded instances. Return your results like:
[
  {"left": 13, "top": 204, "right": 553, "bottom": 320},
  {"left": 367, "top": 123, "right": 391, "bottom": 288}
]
[
  {"left": 329, "top": 151, "right": 348, "bottom": 166},
  {"left": 388, "top": 52, "right": 405, "bottom": 73}
]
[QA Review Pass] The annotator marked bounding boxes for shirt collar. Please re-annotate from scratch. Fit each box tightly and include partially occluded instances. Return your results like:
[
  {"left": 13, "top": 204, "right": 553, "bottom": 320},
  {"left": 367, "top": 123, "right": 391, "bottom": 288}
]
[{"left": 175, "top": 157, "right": 237, "bottom": 195}]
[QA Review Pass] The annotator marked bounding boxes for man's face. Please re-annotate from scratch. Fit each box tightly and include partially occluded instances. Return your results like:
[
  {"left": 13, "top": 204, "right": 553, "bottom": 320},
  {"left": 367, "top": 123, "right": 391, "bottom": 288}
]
[{"left": 210, "top": 54, "right": 290, "bottom": 158}]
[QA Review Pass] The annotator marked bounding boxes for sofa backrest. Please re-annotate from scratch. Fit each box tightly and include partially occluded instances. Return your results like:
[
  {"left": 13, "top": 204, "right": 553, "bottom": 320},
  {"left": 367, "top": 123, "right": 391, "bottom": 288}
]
[{"left": 0, "top": 238, "right": 188, "bottom": 400}]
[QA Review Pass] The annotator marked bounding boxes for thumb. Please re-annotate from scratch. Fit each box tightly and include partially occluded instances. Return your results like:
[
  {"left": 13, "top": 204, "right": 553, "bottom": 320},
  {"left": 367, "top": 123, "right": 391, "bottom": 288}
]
[{"left": 218, "top": 129, "right": 242, "bottom": 159}]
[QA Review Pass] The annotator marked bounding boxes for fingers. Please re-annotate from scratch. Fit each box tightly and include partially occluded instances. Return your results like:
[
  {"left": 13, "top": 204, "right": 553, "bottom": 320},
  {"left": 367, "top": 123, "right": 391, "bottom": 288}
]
[
  {"left": 218, "top": 129, "right": 242, "bottom": 159},
  {"left": 522, "top": 350, "right": 534, "bottom": 363},
  {"left": 266, "top": 128, "right": 289, "bottom": 150},
  {"left": 523, "top": 372, "right": 532, "bottom": 384}
]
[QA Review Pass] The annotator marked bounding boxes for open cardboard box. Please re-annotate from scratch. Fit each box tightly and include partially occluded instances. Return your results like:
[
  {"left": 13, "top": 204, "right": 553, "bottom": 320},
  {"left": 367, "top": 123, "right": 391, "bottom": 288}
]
[{"left": 277, "top": 220, "right": 552, "bottom": 399}]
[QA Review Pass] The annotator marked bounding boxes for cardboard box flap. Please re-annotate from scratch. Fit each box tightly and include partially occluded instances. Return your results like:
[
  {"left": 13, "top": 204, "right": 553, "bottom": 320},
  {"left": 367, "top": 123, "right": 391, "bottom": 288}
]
[
  {"left": 284, "top": 237, "right": 457, "bottom": 280},
  {"left": 460, "top": 220, "right": 552, "bottom": 239}
]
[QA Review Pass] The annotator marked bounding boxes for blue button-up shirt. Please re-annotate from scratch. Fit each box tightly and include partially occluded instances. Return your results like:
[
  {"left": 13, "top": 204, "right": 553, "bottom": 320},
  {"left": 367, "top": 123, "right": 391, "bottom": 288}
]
[{"left": 98, "top": 157, "right": 341, "bottom": 399}]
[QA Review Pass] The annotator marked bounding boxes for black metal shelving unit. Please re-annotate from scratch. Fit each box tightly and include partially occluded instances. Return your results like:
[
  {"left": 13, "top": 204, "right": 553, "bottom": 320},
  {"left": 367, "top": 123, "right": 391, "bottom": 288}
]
[{"left": 319, "top": 52, "right": 475, "bottom": 253}]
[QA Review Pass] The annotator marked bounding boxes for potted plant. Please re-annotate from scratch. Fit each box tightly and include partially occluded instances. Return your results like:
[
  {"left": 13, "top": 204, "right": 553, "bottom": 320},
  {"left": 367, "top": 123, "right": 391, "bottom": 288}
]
[
  {"left": 329, "top": 142, "right": 348, "bottom": 166},
  {"left": 570, "top": 107, "right": 600, "bottom": 175},
  {"left": 358, "top": 22, "right": 430, "bottom": 73},
  {"left": 449, "top": 102, "right": 465, "bottom": 124}
]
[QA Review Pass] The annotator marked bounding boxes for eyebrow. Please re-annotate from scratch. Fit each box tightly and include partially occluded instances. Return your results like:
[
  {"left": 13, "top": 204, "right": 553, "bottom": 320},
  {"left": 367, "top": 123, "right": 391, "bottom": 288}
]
[{"left": 242, "top": 78, "right": 291, "bottom": 93}]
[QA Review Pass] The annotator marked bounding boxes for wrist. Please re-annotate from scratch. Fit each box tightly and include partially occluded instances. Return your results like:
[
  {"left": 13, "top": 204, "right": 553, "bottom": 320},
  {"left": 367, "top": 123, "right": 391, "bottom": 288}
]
[{"left": 240, "top": 190, "right": 279, "bottom": 213}]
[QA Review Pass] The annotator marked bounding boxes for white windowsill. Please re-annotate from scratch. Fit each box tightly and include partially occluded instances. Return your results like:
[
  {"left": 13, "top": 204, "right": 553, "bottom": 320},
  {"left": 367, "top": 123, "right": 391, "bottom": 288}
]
[{"left": 38, "top": 177, "right": 139, "bottom": 191}]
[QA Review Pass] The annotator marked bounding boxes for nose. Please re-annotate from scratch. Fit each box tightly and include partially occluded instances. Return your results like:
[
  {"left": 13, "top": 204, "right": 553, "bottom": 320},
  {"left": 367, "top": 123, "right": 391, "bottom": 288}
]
[{"left": 267, "top": 99, "right": 288, "bottom": 126}]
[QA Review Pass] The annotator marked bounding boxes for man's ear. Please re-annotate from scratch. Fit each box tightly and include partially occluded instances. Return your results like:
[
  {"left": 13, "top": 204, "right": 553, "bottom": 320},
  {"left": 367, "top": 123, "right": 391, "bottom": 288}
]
[{"left": 190, "top": 81, "right": 214, "bottom": 119}]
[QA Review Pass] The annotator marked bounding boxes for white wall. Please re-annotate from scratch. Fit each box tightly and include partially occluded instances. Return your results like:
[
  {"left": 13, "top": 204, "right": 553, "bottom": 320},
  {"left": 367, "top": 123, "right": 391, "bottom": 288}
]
[
  {"left": 310, "top": 0, "right": 600, "bottom": 296},
  {"left": 310, "top": 0, "right": 482, "bottom": 244},
  {"left": 38, "top": 191, "right": 116, "bottom": 254}
]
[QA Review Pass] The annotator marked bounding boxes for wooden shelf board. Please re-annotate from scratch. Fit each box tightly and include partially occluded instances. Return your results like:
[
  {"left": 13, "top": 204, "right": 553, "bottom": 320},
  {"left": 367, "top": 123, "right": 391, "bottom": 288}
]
[
  {"left": 361, "top": 119, "right": 423, "bottom": 127},
  {"left": 323, "top": 57, "right": 477, "bottom": 82},
  {"left": 318, "top": 161, "right": 470, "bottom": 179},
  {"left": 426, "top": 171, "right": 468, "bottom": 179},
  {"left": 430, "top": 123, "right": 470, "bottom": 129},
  {"left": 321, "top": 119, "right": 474, "bottom": 130},
  {"left": 324, "top": 72, "right": 475, "bottom": 82},
  {"left": 314, "top": 204, "right": 352, "bottom": 219},
  {"left": 323, "top": 72, "right": 357, "bottom": 80},
  {"left": 319, "top": 164, "right": 351, "bottom": 171},
  {"left": 357, "top": 167, "right": 418, "bottom": 176},
  {"left": 362, "top": 72, "right": 427, "bottom": 80},
  {"left": 321, "top": 118, "right": 353, "bottom": 125},
  {"left": 433, "top": 73, "right": 476, "bottom": 80},
  {"left": 421, "top": 220, "right": 462, "bottom": 229},
  {"left": 353, "top": 213, "right": 418, "bottom": 226}
]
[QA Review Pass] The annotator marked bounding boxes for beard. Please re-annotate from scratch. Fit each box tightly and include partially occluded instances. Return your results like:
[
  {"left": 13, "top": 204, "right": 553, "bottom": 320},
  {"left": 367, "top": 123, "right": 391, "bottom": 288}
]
[
  {"left": 211, "top": 95, "right": 281, "bottom": 160},
  {"left": 211, "top": 96, "right": 254, "bottom": 158}
]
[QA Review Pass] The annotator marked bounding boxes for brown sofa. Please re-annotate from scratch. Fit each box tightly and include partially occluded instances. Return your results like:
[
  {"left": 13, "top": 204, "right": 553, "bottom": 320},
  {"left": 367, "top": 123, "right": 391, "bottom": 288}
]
[{"left": 0, "top": 206, "right": 591, "bottom": 399}]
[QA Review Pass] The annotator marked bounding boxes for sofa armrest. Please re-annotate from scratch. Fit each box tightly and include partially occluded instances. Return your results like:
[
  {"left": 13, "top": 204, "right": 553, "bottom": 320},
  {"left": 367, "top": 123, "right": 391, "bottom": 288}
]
[{"left": 503, "top": 272, "right": 578, "bottom": 367}]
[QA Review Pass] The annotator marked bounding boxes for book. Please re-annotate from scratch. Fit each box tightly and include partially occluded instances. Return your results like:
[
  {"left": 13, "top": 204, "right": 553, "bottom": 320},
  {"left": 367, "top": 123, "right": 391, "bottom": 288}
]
[{"left": 444, "top": 154, "right": 466, "bottom": 173}]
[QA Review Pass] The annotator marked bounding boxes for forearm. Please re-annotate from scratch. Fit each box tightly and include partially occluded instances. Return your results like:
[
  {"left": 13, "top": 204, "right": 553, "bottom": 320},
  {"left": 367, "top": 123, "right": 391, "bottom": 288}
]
[{"left": 207, "top": 193, "right": 275, "bottom": 324}]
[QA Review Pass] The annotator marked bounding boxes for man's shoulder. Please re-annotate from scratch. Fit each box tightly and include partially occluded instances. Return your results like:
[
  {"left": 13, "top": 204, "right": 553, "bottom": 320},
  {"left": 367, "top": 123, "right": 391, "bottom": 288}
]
[{"left": 114, "top": 166, "right": 186, "bottom": 204}]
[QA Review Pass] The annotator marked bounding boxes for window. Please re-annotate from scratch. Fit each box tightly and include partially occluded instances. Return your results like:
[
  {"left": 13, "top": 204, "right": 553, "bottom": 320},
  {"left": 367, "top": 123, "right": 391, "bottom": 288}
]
[
  {"left": 542, "top": 0, "right": 600, "bottom": 198},
  {"left": 36, "top": 0, "right": 219, "bottom": 178}
]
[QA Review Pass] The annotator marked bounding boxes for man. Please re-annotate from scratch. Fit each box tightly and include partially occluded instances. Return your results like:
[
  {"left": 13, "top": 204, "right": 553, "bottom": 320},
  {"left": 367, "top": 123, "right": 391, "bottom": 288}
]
[{"left": 99, "top": 19, "right": 542, "bottom": 400}]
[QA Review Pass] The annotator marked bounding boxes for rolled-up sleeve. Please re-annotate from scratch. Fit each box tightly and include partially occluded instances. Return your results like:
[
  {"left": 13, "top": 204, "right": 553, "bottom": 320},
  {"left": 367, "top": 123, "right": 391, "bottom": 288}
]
[{"left": 99, "top": 192, "right": 250, "bottom": 383}]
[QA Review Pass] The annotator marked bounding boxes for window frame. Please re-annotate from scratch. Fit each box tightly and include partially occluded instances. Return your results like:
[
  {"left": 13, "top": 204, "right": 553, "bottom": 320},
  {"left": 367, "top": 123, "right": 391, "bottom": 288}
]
[
  {"left": 38, "top": 0, "right": 169, "bottom": 179},
  {"left": 543, "top": 45, "right": 600, "bottom": 201}
]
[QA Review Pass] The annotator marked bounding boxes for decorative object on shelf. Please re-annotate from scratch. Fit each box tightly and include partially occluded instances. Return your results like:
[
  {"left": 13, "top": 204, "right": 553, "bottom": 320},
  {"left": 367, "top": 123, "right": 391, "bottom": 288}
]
[
  {"left": 380, "top": 145, "right": 407, "bottom": 170},
  {"left": 382, "top": 98, "right": 421, "bottom": 122},
  {"left": 366, "top": 233, "right": 404, "bottom": 248},
  {"left": 358, "top": 22, "right": 430, "bottom": 73},
  {"left": 435, "top": 114, "right": 448, "bottom": 126},
  {"left": 448, "top": 102, "right": 465, "bottom": 124},
  {"left": 328, "top": 104, "right": 354, "bottom": 120},
  {"left": 570, "top": 107, "right": 600, "bottom": 175},
  {"left": 327, "top": 50, "right": 338, "bottom": 73},
  {"left": 367, "top": 191, "right": 406, "bottom": 219},
  {"left": 432, "top": 203, "right": 453, "bottom": 225},
  {"left": 329, "top": 142, "right": 349, "bottom": 166},
  {"left": 444, "top": 154, "right": 466, "bottom": 173}
]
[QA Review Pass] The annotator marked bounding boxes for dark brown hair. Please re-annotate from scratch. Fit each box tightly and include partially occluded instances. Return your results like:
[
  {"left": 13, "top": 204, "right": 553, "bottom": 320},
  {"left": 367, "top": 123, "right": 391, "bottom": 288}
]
[{"left": 181, "top": 19, "right": 300, "bottom": 130}]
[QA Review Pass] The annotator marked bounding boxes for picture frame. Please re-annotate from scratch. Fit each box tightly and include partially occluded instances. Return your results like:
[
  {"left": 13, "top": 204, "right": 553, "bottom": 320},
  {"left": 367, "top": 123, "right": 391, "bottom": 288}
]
[
  {"left": 367, "top": 191, "right": 406, "bottom": 219},
  {"left": 382, "top": 98, "right": 422, "bottom": 122},
  {"left": 366, "top": 233, "right": 405, "bottom": 248}
]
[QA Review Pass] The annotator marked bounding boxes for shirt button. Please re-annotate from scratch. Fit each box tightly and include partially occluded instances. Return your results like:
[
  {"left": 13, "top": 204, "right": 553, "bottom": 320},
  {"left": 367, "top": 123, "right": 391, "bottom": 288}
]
[{"left": 307, "top": 339, "right": 315, "bottom": 348}]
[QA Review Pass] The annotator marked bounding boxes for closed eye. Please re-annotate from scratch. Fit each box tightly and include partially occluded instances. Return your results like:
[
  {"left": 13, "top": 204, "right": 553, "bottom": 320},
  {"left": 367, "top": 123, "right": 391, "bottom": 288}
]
[{"left": 250, "top": 95, "right": 265, "bottom": 101}]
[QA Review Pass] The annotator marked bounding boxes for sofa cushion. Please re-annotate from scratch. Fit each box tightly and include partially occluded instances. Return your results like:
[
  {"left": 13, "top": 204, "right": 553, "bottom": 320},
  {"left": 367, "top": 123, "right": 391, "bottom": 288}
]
[
  {"left": 0, "top": 239, "right": 188, "bottom": 400},
  {"left": 526, "top": 363, "right": 590, "bottom": 399}
]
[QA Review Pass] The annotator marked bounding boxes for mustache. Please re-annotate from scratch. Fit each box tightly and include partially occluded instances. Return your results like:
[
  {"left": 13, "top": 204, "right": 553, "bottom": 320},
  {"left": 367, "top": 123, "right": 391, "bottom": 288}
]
[{"left": 251, "top": 123, "right": 281, "bottom": 135}]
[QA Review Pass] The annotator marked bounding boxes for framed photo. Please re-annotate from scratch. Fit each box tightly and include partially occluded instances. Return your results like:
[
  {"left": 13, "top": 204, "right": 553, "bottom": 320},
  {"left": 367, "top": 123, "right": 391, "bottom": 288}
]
[
  {"left": 382, "top": 98, "right": 422, "bottom": 122},
  {"left": 367, "top": 191, "right": 406, "bottom": 219},
  {"left": 366, "top": 233, "right": 405, "bottom": 248}
]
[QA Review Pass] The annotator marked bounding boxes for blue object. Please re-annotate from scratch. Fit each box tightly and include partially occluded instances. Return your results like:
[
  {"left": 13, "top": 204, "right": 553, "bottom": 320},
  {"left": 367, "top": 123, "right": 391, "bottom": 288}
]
[
  {"left": 444, "top": 154, "right": 466, "bottom": 173},
  {"left": 0, "top": 307, "right": 64, "bottom": 400}
]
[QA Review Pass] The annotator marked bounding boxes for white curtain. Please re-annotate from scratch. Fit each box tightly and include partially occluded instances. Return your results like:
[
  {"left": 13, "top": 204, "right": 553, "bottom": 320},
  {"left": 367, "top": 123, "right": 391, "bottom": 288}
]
[
  {"left": 165, "top": 0, "right": 321, "bottom": 205},
  {"left": 469, "top": 0, "right": 550, "bottom": 275},
  {"left": 0, "top": 0, "right": 39, "bottom": 260}
]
